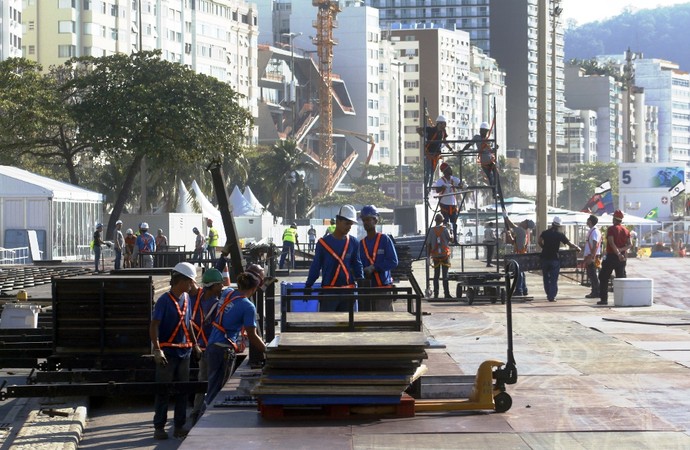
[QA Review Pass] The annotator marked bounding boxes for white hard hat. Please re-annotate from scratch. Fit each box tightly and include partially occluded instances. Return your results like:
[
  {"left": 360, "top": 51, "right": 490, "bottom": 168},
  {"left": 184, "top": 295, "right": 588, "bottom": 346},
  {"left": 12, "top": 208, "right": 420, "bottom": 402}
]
[
  {"left": 552, "top": 216, "right": 562, "bottom": 226},
  {"left": 140, "top": 222, "right": 149, "bottom": 230},
  {"left": 172, "top": 262, "right": 196, "bottom": 280},
  {"left": 336, "top": 204, "right": 358, "bottom": 223},
  {"left": 480, "top": 121, "right": 490, "bottom": 130},
  {"left": 126, "top": 228, "right": 133, "bottom": 235},
  {"left": 115, "top": 220, "right": 123, "bottom": 225},
  {"left": 436, "top": 115, "right": 447, "bottom": 123}
]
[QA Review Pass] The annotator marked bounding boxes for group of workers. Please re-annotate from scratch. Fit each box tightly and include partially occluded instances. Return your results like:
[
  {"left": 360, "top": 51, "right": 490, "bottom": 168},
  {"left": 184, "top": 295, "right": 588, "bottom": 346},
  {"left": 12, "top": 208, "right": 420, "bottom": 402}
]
[
  {"left": 150, "top": 261, "right": 267, "bottom": 440},
  {"left": 92, "top": 221, "right": 165, "bottom": 271}
]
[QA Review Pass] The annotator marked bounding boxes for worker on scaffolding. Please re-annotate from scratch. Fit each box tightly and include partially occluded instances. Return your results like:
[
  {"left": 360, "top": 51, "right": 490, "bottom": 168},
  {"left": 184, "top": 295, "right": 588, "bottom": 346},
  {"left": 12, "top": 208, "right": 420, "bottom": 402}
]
[
  {"left": 433, "top": 162, "right": 468, "bottom": 244},
  {"left": 418, "top": 115, "right": 449, "bottom": 187},
  {"left": 463, "top": 121, "right": 498, "bottom": 197}
]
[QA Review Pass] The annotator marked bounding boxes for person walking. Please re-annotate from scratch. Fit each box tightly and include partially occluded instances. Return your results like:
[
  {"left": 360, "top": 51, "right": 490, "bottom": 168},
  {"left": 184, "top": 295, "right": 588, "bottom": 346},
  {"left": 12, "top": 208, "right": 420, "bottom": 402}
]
[
  {"left": 149, "top": 262, "right": 201, "bottom": 440},
  {"left": 359, "top": 205, "right": 399, "bottom": 311},
  {"left": 192, "top": 227, "right": 206, "bottom": 264},
  {"left": 206, "top": 219, "right": 218, "bottom": 260},
  {"left": 418, "top": 115, "right": 449, "bottom": 187},
  {"left": 133, "top": 222, "right": 156, "bottom": 268},
  {"left": 538, "top": 217, "right": 580, "bottom": 302},
  {"left": 426, "top": 213, "right": 453, "bottom": 299},
  {"left": 188, "top": 268, "right": 224, "bottom": 425},
  {"left": 306, "top": 205, "right": 364, "bottom": 312},
  {"left": 113, "top": 220, "right": 124, "bottom": 270},
  {"left": 279, "top": 223, "right": 298, "bottom": 269},
  {"left": 307, "top": 225, "right": 317, "bottom": 252},
  {"left": 583, "top": 215, "right": 602, "bottom": 299},
  {"left": 433, "top": 162, "right": 467, "bottom": 243},
  {"left": 506, "top": 218, "right": 535, "bottom": 296},
  {"left": 205, "top": 265, "right": 267, "bottom": 406},
  {"left": 92, "top": 223, "right": 106, "bottom": 272},
  {"left": 124, "top": 228, "right": 136, "bottom": 268},
  {"left": 597, "top": 210, "right": 632, "bottom": 305}
]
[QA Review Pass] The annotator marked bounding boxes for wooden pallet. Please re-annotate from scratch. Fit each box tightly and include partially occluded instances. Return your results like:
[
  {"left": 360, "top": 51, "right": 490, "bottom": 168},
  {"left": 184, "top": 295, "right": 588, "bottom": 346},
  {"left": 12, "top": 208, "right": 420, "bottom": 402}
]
[{"left": 258, "top": 393, "right": 416, "bottom": 420}]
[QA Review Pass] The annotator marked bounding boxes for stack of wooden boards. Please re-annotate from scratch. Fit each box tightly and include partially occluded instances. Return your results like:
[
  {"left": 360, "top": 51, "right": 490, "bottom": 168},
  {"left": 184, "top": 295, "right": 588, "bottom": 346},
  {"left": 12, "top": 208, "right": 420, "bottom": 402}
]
[{"left": 252, "top": 331, "right": 427, "bottom": 415}]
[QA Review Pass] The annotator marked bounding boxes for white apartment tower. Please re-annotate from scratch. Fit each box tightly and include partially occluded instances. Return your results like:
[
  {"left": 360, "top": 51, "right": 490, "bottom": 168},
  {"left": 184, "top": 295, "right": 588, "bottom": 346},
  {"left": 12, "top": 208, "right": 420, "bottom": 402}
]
[{"left": 1, "top": 0, "right": 22, "bottom": 60}]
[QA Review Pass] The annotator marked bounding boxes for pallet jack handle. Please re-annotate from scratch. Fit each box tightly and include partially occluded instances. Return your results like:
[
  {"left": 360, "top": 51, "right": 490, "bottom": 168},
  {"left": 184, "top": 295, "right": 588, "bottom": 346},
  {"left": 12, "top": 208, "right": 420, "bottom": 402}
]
[{"left": 494, "top": 259, "right": 518, "bottom": 386}]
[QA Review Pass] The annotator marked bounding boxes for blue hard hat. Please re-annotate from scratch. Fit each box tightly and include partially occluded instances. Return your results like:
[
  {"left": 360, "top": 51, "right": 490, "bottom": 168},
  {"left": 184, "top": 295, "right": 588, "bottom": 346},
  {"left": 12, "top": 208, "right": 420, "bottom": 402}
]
[{"left": 360, "top": 205, "right": 379, "bottom": 220}]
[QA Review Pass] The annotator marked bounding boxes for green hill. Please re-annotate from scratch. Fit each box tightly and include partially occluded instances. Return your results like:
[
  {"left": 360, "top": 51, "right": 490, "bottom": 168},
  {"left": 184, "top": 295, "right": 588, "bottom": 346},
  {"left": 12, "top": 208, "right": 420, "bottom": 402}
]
[{"left": 565, "top": 3, "right": 690, "bottom": 70}]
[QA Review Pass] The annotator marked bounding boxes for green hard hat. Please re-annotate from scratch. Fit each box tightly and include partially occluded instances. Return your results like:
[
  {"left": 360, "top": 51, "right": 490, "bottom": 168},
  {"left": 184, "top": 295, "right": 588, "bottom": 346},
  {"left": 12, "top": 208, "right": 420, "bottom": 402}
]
[{"left": 202, "top": 268, "right": 223, "bottom": 286}]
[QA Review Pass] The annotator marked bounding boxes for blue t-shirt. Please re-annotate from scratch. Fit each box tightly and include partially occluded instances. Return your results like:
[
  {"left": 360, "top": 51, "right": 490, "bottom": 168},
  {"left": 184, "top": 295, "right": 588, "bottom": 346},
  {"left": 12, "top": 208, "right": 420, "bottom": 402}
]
[
  {"left": 152, "top": 291, "right": 193, "bottom": 358},
  {"left": 206, "top": 291, "right": 257, "bottom": 347},
  {"left": 190, "top": 288, "right": 221, "bottom": 349},
  {"left": 306, "top": 234, "right": 364, "bottom": 288},
  {"left": 136, "top": 232, "right": 156, "bottom": 252},
  {"left": 359, "top": 233, "right": 399, "bottom": 286}
]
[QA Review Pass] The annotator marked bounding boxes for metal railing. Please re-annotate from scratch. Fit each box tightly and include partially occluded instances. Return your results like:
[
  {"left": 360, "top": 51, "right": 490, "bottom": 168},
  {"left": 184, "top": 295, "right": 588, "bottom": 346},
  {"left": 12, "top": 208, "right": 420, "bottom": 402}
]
[{"left": 0, "top": 247, "right": 31, "bottom": 265}]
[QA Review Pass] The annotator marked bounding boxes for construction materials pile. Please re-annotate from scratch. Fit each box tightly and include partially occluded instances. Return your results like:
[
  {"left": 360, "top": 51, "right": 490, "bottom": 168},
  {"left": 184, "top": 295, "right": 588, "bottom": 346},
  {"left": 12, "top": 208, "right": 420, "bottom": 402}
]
[{"left": 252, "top": 331, "right": 427, "bottom": 417}]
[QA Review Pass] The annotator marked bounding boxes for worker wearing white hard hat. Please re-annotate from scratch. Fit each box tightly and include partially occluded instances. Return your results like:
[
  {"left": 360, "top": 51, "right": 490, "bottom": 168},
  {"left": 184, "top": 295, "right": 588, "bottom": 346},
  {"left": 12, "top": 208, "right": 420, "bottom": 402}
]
[
  {"left": 463, "top": 119, "right": 498, "bottom": 196},
  {"left": 133, "top": 221, "right": 157, "bottom": 268},
  {"left": 150, "top": 261, "right": 201, "bottom": 440},
  {"left": 113, "top": 219, "right": 125, "bottom": 270},
  {"left": 417, "top": 113, "right": 450, "bottom": 187},
  {"left": 305, "top": 204, "right": 364, "bottom": 312}
]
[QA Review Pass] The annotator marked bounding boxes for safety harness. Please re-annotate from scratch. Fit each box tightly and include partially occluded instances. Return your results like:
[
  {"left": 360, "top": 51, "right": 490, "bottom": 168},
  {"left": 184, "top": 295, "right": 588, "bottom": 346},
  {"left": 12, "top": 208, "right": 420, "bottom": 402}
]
[
  {"left": 361, "top": 233, "right": 390, "bottom": 288},
  {"left": 211, "top": 290, "right": 247, "bottom": 353},
  {"left": 159, "top": 292, "right": 193, "bottom": 349},
  {"left": 190, "top": 289, "right": 218, "bottom": 350},
  {"left": 430, "top": 226, "right": 451, "bottom": 260},
  {"left": 318, "top": 237, "right": 355, "bottom": 288},
  {"left": 140, "top": 234, "right": 153, "bottom": 253}
]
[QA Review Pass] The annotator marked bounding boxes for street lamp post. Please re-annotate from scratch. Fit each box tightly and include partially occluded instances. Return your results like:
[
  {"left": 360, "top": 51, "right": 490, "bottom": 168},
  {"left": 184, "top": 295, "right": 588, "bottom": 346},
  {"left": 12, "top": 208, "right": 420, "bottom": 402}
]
[
  {"left": 392, "top": 61, "right": 405, "bottom": 206},
  {"left": 282, "top": 32, "right": 302, "bottom": 137}
]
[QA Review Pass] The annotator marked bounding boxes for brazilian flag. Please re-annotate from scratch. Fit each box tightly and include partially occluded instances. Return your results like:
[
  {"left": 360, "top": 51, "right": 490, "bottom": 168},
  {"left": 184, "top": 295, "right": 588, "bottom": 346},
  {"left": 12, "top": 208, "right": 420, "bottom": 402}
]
[{"left": 644, "top": 207, "right": 658, "bottom": 220}]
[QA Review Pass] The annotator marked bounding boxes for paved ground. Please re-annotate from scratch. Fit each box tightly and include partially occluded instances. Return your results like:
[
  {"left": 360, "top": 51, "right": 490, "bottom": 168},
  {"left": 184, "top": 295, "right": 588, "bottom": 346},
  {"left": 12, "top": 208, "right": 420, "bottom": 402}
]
[{"left": 2, "top": 256, "right": 690, "bottom": 449}]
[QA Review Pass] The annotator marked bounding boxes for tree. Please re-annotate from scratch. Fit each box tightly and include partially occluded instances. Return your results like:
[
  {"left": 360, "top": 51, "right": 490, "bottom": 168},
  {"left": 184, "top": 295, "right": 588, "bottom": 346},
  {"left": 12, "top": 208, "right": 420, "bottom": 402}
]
[
  {"left": 250, "top": 139, "right": 314, "bottom": 220},
  {"left": 0, "top": 58, "right": 87, "bottom": 184},
  {"left": 63, "top": 51, "right": 253, "bottom": 234},
  {"left": 557, "top": 162, "right": 618, "bottom": 211}
]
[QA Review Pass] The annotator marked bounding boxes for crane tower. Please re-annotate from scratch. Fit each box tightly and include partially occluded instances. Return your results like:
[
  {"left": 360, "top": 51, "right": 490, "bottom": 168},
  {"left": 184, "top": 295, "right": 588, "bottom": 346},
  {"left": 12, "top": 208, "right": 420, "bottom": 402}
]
[{"left": 312, "top": 0, "right": 340, "bottom": 194}]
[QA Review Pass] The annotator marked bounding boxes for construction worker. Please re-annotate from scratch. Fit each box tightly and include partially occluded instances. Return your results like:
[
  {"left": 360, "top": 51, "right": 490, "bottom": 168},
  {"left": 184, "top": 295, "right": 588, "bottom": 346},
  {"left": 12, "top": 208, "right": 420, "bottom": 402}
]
[
  {"left": 306, "top": 205, "right": 364, "bottom": 312},
  {"left": 426, "top": 213, "right": 452, "bottom": 298},
  {"left": 92, "top": 223, "right": 106, "bottom": 272},
  {"left": 434, "top": 162, "right": 468, "bottom": 244},
  {"left": 113, "top": 220, "right": 124, "bottom": 270},
  {"left": 124, "top": 228, "right": 136, "bottom": 268},
  {"left": 324, "top": 218, "right": 336, "bottom": 237},
  {"left": 418, "top": 115, "right": 449, "bottom": 187},
  {"left": 505, "top": 218, "right": 535, "bottom": 296},
  {"left": 538, "top": 217, "right": 581, "bottom": 302},
  {"left": 150, "top": 262, "right": 202, "bottom": 440},
  {"left": 597, "top": 210, "right": 631, "bottom": 305},
  {"left": 205, "top": 264, "right": 267, "bottom": 406},
  {"left": 463, "top": 121, "right": 498, "bottom": 195},
  {"left": 192, "top": 227, "right": 206, "bottom": 264},
  {"left": 279, "top": 223, "right": 299, "bottom": 269},
  {"left": 189, "top": 268, "right": 225, "bottom": 425},
  {"left": 156, "top": 228, "right": 168, "bottom": 251},
  {"left": 133, "top": 222, "right": 156, "bottom": 268},
  {"left": 206, "top": 218, "right": 218, "bottom": 260},
  {"left": 359, "top": 205, "right": 399, "bottom": 311},
  {"left": 307, "top": 225, "right": 317, "bottom": 252}
]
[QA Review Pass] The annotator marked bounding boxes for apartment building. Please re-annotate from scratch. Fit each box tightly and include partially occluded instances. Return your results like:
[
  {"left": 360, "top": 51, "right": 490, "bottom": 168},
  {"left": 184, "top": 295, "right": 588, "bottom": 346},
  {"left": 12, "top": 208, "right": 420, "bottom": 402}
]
[{"left": 1, "top": 0, "right": 22, "bottom": 60}]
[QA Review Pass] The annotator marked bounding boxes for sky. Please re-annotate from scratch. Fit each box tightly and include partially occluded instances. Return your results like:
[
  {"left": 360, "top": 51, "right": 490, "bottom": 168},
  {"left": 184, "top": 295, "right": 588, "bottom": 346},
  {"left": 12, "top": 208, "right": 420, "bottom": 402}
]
[{"left": 561, "top": 0, "right": 690, "bottom": 25}]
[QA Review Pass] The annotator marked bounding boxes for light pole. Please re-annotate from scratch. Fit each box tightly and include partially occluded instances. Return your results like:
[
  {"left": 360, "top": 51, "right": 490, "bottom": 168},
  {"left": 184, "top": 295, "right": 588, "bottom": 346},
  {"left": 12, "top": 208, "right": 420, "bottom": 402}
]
[
  {"left": 550, "top": 0, "right": 562, "bottom": 207},
  {"left": 392, "top": 61, "right": 405, "bottom": 206},
  {"left": 281, "top": 32, "right": 302, "bottom": 137}
]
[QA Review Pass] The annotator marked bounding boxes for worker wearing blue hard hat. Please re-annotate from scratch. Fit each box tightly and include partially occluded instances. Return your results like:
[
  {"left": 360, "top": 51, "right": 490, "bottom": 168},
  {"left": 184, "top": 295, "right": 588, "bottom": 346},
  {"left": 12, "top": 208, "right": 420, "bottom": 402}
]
[{"left": 359, "top": 205, "right": 399, "bottom": 311}]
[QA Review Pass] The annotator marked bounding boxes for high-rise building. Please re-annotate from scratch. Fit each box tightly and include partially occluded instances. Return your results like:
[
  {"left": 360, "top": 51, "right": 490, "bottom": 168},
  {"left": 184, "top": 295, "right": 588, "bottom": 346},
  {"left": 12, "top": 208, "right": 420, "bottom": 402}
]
[
  {"left": 21, "top": 0, "right": 258, "bottom": 117},
  {"left": 634, "top": 58, "right": 690, "bottom": 167},
  {"left": 1, "top": 0, "right": 22, "bottom": 60}
]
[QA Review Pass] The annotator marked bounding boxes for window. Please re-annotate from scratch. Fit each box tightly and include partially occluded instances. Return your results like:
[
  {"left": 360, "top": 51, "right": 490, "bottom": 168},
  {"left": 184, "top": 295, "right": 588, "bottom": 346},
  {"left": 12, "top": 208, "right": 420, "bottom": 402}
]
[
  {"left": 59, "top": 21, "right": 75, "bottom": 33},
  {"left": 28, "top": 45, "right": 36, "bottom": 55},
  {"left": 28, "top": 21, "right": 35, "bottom": 31},
  {"left": 59, "top": 0, "right": 76, "bottom": 8},
  {"left": 58, "top": 45, "right": 77, "bottom": 58}
]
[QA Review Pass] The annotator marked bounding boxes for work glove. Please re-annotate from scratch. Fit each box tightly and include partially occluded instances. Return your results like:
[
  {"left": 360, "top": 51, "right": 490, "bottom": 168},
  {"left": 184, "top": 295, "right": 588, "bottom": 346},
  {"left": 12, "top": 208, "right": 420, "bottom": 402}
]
[
  {"left": 364, "top": 265, "right": 376, "bottom": 278},
  {"left": 192, "top": 345, "right": 203, "bottom": 360},
  {"left": 153, "top": 349, "right": 168, "bottom": 367}
]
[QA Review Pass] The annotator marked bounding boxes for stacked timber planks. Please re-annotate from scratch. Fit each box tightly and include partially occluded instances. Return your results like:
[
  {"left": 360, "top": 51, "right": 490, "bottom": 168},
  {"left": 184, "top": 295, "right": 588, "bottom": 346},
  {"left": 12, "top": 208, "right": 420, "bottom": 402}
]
[{"left": 253, "top": 331, "right": 427, "bottom": 409}]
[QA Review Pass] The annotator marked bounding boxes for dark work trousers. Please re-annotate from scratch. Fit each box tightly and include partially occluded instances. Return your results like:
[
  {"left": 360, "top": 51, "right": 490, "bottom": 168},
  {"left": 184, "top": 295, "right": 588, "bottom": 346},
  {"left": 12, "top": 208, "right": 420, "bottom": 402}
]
[
  {"left": 432, "top": 259, "right": 451, "bottom": 298},
  {"left": 598, "top": 254, "right": 627, "bottom": 303},
  {"left": 586, "top": 260, "right": 600, "bottom": 296}
]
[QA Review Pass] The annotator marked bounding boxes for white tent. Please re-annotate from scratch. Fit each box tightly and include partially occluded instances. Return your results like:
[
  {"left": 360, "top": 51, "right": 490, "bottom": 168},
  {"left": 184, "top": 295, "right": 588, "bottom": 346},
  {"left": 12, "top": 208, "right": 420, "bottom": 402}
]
[
  {"left": 242, "top": 186, "right": 265, "bottom": 216},
  {"left": 176, "top": 179, "right": 194, "bottom": 214},
  {"left": 481, "top": 198, "right": 592, "bottom": 226},
  {"left": 229, "top": 186, "right": 253, "bottom": 215},
  {"left": 598, "top": 212, "right": 659, "bottom": 226},
  {"left": 190, "top": 180, "right": 227, "bottom": 244}
]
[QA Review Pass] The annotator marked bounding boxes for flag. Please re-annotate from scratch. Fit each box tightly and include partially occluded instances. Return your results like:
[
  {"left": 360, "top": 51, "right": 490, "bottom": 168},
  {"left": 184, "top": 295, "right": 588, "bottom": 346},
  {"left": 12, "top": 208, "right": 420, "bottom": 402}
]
[
  {"left": 580, "top": 193, "right": 601, "bottom": 213},
  {"left": 644, "top": 207, "right": 658, "bottom": 220},
  {"left": 669, "top": 180, "right": 686, "bottom": 198},
  {"left": 595, "top": 180, "right": 612, "bottom": 195},
  {"left": 599, "top": 190, "right": 615, "bottom": 214}
]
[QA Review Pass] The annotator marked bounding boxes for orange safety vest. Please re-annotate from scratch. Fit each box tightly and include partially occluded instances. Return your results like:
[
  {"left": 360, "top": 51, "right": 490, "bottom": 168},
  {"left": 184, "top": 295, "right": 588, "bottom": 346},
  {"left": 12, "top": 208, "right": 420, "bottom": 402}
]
[
  {"left": 190, "top": 289, "right": 217, "bottom": 350},
  {"left": 159, "top": 292, "right": 193, "bottom": 349},
  {"left": 430, "top": 226, "right": 451, "bottom": 259},
  {"left": 319, "top": 237, "right": 355, "bottom": 288},
  {"left": 211, "top": 290, "right": 247, "bottom": 353},
  {"left": 361, "top": 233, "right": 389, "bottom": 288}
]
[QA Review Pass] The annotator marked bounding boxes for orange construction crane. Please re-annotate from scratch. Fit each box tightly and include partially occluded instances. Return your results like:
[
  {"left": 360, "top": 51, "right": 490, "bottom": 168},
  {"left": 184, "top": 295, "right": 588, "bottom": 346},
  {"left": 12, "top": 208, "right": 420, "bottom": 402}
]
[
  {"left": 333, "top": 128, "right": 376, "bottom": 178},
  {"left": 312, "top": 0, "right": 340, "bottom": 196}
]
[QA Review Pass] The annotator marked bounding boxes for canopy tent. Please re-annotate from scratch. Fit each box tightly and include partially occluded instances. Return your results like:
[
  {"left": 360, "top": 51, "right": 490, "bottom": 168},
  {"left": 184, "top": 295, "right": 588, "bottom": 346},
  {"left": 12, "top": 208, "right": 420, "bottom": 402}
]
[
  {"left": 229, "top": 185, "right": 254, "bottom": 216},
  {"left": 176, "top": 179, "right": 194, "bottom": 214},
  {"left": 242, "top": 186, "right": 265, "bottom": 216},
  {"left": 190, "top": 180, "right": 227, "bottom": 244},
  {"left": 597, "top": 212, "right": 659, "bottom": 227},
  {"left": 479, "top": 198, "right": 592, "bottom": 226}
]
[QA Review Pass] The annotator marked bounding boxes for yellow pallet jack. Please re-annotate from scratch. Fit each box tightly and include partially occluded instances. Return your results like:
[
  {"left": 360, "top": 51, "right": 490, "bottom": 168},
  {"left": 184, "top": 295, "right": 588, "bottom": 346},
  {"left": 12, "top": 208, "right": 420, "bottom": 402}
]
[{"left": 413, "top": 260, "right": 519, "bottom": 413}]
